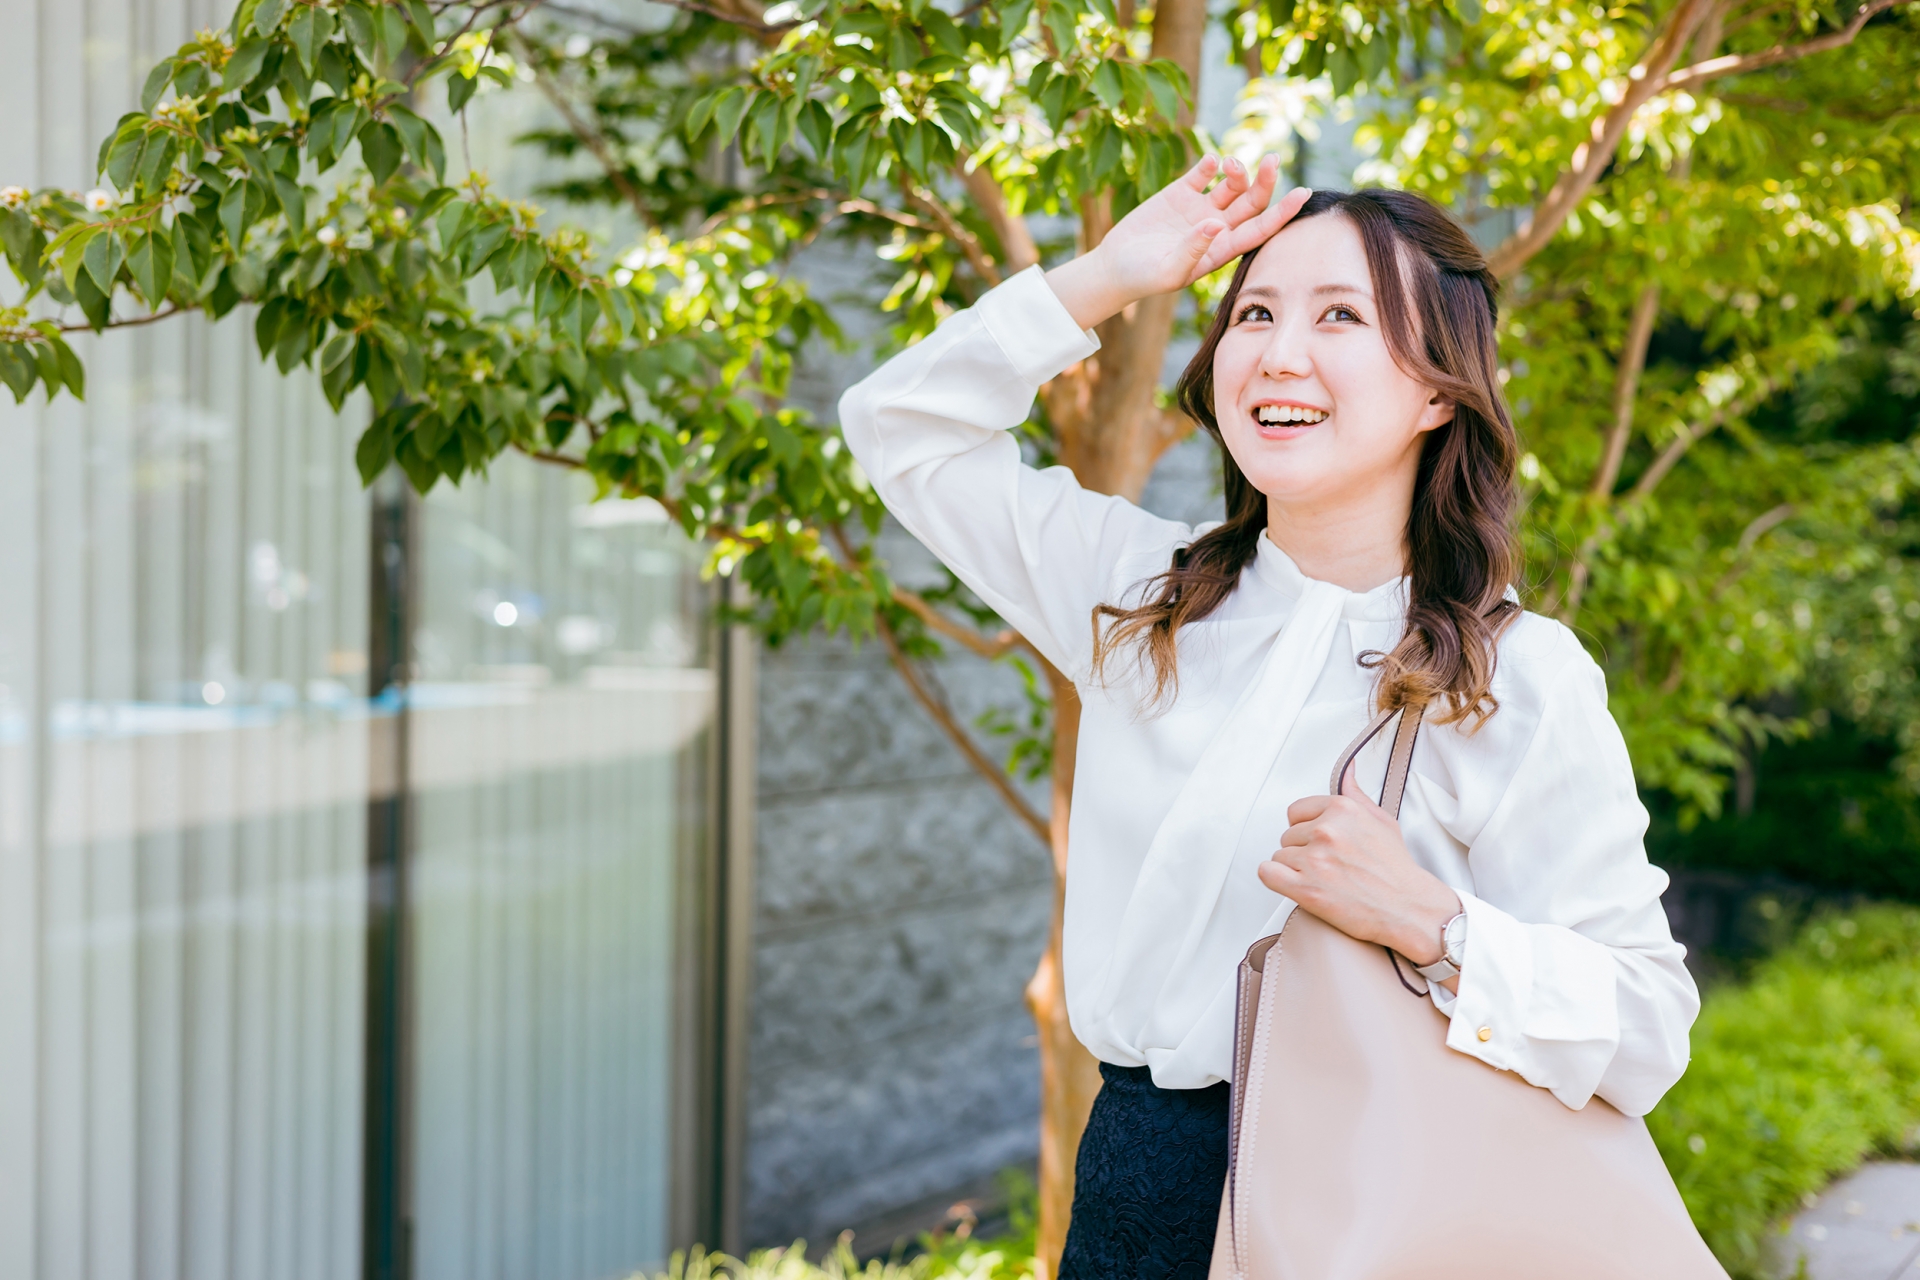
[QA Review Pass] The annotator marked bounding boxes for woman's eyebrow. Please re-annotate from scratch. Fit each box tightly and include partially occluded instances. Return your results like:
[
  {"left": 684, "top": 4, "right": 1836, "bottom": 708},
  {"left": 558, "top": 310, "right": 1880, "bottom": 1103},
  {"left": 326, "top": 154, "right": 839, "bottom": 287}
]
[{"left": 1236, "top": 283, "right": 1375, "bottom": 300}]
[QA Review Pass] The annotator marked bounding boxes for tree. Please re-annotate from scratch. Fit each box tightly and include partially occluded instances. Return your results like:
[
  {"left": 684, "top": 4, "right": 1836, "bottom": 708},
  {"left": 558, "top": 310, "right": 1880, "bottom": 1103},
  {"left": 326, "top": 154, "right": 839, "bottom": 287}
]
[{"left": 0, "top": 0, "right": 1914, "bottom": 1271}]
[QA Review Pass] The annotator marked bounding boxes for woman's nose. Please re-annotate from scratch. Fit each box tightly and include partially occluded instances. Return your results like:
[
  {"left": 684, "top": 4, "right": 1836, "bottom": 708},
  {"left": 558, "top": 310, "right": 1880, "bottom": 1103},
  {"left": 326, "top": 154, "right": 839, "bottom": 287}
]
[{"left": 1255, "top": 323, "right": 1312, "bottom": 381}]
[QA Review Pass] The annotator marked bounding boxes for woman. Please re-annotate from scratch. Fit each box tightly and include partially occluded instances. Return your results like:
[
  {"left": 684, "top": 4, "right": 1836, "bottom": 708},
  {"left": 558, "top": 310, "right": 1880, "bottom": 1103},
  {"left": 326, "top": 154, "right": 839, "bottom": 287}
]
[{"left": 838, "top": 156, "right": 1699, "bottom": 1277}]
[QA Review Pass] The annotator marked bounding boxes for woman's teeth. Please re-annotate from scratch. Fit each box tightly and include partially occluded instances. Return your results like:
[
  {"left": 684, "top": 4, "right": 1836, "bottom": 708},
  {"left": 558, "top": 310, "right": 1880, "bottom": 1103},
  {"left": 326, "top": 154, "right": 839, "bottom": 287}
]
[{"left": 1255, "top": 405, "right": 1329, "bottom": 425}]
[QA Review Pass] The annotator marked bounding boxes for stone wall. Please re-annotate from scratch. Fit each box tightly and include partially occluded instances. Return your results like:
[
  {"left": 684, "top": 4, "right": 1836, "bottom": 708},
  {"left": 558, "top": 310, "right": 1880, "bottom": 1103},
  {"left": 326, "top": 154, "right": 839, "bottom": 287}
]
[
  {"left": 742, "top": 268, "right": 1223, "bottom": 1241},
  {"left": 740, "top": 36, "right": 1248, "bottom": 1233}
]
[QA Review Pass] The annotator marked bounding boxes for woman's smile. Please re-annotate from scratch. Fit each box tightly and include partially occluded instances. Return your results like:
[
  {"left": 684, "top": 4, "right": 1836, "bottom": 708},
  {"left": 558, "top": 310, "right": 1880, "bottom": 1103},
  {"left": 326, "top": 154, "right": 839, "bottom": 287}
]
[{"left": 1250, "top": 399, "right": 1331, "bottom": 438}]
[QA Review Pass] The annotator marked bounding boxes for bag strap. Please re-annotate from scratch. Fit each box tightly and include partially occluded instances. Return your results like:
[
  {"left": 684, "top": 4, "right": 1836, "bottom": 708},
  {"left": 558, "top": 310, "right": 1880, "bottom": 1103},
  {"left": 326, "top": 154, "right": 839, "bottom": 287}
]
[
  {"left": 1330, "top": 700, "right": 1431, "bottom": 997},
  {"left": 1329, "top": 700, "right": 1426, "bottom": 819}
]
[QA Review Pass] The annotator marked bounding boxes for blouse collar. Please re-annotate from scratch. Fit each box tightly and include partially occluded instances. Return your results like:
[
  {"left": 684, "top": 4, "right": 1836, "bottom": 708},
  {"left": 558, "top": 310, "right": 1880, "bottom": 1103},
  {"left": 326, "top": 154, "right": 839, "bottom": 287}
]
[{"left": 1250, "top": 532, "right": 1409, "bottom": 623}]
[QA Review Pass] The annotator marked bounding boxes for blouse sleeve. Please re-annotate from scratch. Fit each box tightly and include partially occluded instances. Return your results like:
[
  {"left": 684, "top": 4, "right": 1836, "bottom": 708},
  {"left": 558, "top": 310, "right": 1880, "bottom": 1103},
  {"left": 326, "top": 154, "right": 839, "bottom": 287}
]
[
  {"left": 1429, "top": 649, "right": 1700, "bottom": 1116},
  {"left": 837, "top": 265, "right": 1192, "bottom": 681}
]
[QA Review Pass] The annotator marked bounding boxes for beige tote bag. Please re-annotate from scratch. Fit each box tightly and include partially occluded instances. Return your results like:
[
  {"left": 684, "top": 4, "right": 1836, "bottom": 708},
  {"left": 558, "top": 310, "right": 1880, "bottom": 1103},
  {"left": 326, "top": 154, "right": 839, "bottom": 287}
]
[{"left": 1208, "top": 703, "right": 1726, "bottom": 1280}]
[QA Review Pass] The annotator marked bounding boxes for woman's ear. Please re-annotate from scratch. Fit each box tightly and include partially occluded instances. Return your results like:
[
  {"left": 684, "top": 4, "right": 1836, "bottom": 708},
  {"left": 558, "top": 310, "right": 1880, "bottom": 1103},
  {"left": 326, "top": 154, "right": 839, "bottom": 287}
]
[{"left": 1417, "top": 392, "right": 1457, "bottom": 434}]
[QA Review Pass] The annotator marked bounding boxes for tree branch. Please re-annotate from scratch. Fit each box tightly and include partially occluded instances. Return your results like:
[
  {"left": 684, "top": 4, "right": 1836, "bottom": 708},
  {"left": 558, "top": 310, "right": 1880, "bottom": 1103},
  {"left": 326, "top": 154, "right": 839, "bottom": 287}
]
[
  {"left": 612, "top": 0, "right": 792, "bottom": 39},
  {"left": 513, "top": 442, "right": 589, "bottom": 469},
  {"left": 893, "top": 587, "right": 1024, "bottom": 660},
  {"left": 1591, "top": 283, "right": 1663, "bottom": 498},
  {"left": 1553, "top": 376, "right": 1781, "bottom": 622},
  {"left": 698, "top": 189, "right": 940, "bottom": 237},
  {"left": 57, "top": 304, "right": 183, "bottom": 334},
  {"left": 1713, "top": 502, "right": 1797, "bottom": 594},
  {"left": 1664, "top": 0, "right": 1901, "bottom": 92},
  {"left": 902, "top": 184, "right": 1002, "bottom": 288},
  {"left": 513, "top": 35, "right": 653, "bottom": 226},
  {"left": 962, "top": 161, "right": 1040, "bottom": 274},
  {"left": 1486, "top": 0, "right": 1721, "bottom": 279},
  {"left": 873, "top": 609, "right": 1052, "bottom": 845}
]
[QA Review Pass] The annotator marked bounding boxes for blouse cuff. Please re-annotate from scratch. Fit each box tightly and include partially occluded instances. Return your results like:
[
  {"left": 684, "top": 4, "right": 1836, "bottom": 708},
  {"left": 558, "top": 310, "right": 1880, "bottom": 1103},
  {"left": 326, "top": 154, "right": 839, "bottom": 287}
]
[
  {"left": 974, "top": 265, "right": 1102, "bottom": 388},
  {"left": 1435, "top": 890, "right": 1621, "bottom": 1109}
]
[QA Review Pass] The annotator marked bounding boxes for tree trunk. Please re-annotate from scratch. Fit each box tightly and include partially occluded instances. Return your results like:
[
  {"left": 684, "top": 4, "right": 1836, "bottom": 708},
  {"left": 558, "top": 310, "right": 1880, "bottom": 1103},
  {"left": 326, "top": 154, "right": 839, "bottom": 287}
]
[
  {"left": 1028, "top": 665, "right": 1102, "bottom": 1277},
  {"left": 1025, "top": 5, "right": 1209, "bottom": 1269}
]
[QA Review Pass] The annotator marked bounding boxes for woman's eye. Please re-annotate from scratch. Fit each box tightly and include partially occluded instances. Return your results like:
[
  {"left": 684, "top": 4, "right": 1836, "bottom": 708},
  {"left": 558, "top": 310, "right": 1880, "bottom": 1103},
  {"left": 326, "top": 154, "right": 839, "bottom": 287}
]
[
  {"left": 1235, "top": 303, "right": 1272, "bottom": 324},
  {"left": 1321, "top": 304, "right": 1362, "bottom": 323}
]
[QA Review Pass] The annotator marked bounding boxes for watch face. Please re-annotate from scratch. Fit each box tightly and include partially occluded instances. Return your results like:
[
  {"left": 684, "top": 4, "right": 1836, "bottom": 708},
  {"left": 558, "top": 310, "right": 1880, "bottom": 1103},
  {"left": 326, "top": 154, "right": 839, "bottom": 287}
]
[{"left": 1444, "top": 913, "right": 1469, "bottom": 966}]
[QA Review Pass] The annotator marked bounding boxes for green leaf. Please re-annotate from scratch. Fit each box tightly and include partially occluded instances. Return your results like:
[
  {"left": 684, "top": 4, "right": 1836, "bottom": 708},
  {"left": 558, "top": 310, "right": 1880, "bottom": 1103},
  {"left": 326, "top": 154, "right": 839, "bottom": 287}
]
[
  {"left": 140, "top": 60, "right": 175, "bottom": 112},
  {"left": 447, "top": 70, "right": 479, "bottom": 114},
  {"left": 713, "top": 87, "right": 753, "bottom": 145},
  {"left": 746, "top": 91, "right": 783, "bottom": 164},
  {"left": 252, "top": 0, "right": 289, "bottom": 34},
  {"left": 1091, "top": 61, "right": 1123, "bottom": 111},
  {"left": 136, "top": 133, "right": 179, "bottom": 197},
  {"left": 104, "top": 126, "right": 148, "bottom": 193},
  {"left": 377, "top": 6, "right": 408, "bottom": 60},
  {"left": 1453, "top": 0, "right": 1482, "bottom": 24},
  {"left": 320, "top": 331, "right": 355, "bottom": 373},
  {"left": 995, "top": 0, "right": 1035, "bottom": 51},
  {"left": 273, "top": 174, "right": 305, "bottom": 237},
  {"left": 463, "top": 219, "right": 509, "bottom": 275},
  {"left": 172, "top": 214, "right": 208, "bottom": 290},
  {"left": 82, "top": 229, "right": 125, "bottom": 297},
  {"left": 73, "top": 268, "right": 111, "bottom": 331},
  {"left": 356, "top": 418, "right": 395, "bottom": 485},
  {"left": 1143, "top": 59, "right": 1188, "bottom": 120},
  {"left": 403, "top": 0, "right": 435, "bottom": 46},
  {"left": 172, "top": 59, "right": 210, "bottom": 98},
  {"left": 126, "top": 228, "right": 174, "bottom": 307},
  {"left": 254, "top": 295, "right": 289, "bottom": 356},
  {"left": 1043, "top": 5, "right": 1077, "bottom": 59},
  {"left": 508, "top": 234, "right": 543, "bottom": 292},
  {"left": 97, "top": 113, "right": 139, "bottom": 177},
  {"left": 341, "top": 3, "right": 376, "bottom": 53},
  {"left": 686, "top": 87, "right": 724, "bottom": 142},
  {"left": 919, "top": 8, "right": 967, "bottom": 56},
  {"left": 1, "top": 209, "right": 45, "bottom": 290},
  {"left": 222, "top": 38, "right": 271, "bottom": 91},
  {"left": 885, "top": 24, "right": 919, "bottom": 73},
  {"left": 50, "top": 336, "right": 84, "bottom": 400},
  {"left": 274, "top": 312, "right": 314, "bottom": 373},
  {"left": 321, "top": 335, "right": 360, "bottom": 408},
  {"left": 798, "top": 99, "right": 834, "bottom": 159},
  {"left": 387, "top": 105, "right": 440, "bottom": 177},
  {"left": 1327, "top": 40, "right": 1360, "bottom": 96},
  {"left": 286, "top": 7, "right": 323, "bottom": 72},
  {"left": 0, "top": 343, "right": 36, "bottom": 403},
  {"left": 219, "top": 179, "right": 250, "bottom": 250},
  {"left": 359, "top": 120, "right": 403, "bottom": 185},
  {"left": 1359, "top": 30, "right": 1392, "bottom": 80}
]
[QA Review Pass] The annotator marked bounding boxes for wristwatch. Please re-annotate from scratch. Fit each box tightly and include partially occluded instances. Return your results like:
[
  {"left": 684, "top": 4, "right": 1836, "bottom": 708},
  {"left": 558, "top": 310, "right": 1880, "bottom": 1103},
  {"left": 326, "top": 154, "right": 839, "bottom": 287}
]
[{"left": 1413, "top": 911, "right": 1469, "bottom": 984}]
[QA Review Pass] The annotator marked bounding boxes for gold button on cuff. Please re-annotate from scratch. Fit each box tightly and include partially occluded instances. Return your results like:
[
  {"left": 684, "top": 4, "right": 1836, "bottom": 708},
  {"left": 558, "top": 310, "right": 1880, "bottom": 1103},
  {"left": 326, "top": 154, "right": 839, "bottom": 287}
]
[{"left": 1477, "top": 1026, "right": 1493, "bottom": 1042}]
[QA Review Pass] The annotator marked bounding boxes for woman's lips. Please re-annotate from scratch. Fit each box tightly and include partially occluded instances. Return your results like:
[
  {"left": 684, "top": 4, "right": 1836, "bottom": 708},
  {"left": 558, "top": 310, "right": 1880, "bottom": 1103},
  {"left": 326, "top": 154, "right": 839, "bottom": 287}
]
[{"left": 1250, "top": 403, "right": 1330, "bottom": 438}]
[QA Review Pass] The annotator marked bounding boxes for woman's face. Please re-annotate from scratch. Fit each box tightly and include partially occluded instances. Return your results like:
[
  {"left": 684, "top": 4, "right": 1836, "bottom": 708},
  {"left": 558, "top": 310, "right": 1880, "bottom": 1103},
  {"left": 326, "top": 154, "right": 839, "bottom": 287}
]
[{"left": 1212, "top": 214, "right": 1453, "bottom": 512}]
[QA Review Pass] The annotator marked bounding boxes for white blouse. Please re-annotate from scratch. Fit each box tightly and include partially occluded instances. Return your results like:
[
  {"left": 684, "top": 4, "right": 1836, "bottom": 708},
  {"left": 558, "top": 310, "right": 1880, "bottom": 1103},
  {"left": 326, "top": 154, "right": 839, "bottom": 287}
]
[{"left": 838, "top": 265, "right": 1699, "bottom": 1116}]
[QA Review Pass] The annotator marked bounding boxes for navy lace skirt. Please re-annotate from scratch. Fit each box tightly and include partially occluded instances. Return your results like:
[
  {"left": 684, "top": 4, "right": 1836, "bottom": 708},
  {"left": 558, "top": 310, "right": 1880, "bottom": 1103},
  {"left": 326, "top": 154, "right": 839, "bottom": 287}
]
[{"left": 1057, "top": 1062, "right": 1231, "bottom": 1279}]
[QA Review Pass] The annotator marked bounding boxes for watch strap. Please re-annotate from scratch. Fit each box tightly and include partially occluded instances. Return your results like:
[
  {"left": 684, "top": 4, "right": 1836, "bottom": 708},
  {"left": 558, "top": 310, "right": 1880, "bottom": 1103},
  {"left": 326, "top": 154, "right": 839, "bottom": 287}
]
[{"left": 1412, "top": 954, "right": 1460, "bottom": 983}]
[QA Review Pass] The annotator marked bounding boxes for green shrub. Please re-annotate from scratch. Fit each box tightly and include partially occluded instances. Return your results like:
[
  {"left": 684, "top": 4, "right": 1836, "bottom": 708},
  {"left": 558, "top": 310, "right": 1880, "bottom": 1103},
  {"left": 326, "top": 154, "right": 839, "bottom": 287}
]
[
  {"left": 644, "top": 1173, "right": 1040, "bottom": 1280},
  {"left": 1649, "top": 904, "right": 1920, "bottom": 1276}
]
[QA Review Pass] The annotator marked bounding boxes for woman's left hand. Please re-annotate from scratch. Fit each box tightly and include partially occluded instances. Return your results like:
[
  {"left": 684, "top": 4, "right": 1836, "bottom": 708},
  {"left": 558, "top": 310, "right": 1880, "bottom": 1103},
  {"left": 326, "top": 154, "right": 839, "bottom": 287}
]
[{"left": 1258, "top": 761, "right": 1462, "bottom": 971}]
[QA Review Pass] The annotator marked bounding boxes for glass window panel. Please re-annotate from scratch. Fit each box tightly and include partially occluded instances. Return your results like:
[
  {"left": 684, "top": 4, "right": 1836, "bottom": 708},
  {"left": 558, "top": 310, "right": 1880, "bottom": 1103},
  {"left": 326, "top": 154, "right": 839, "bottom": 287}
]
[{"left": 410, "top": 458, "right": 714, "bottom": 1280}]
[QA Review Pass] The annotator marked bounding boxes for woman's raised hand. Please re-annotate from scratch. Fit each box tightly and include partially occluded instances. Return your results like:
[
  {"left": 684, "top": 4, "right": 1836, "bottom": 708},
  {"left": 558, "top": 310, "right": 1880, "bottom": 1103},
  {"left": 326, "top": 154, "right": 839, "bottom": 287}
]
[{"left": 1045, "top": 154, "right": 1311, "bottom": 331}]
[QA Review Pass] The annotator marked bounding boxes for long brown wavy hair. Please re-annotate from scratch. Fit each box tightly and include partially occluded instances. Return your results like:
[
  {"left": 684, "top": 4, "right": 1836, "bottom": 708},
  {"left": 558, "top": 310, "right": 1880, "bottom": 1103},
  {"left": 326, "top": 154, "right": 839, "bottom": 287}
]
[{"left": 1092, "top": 188, "right": 1521, "bottom": 727}]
